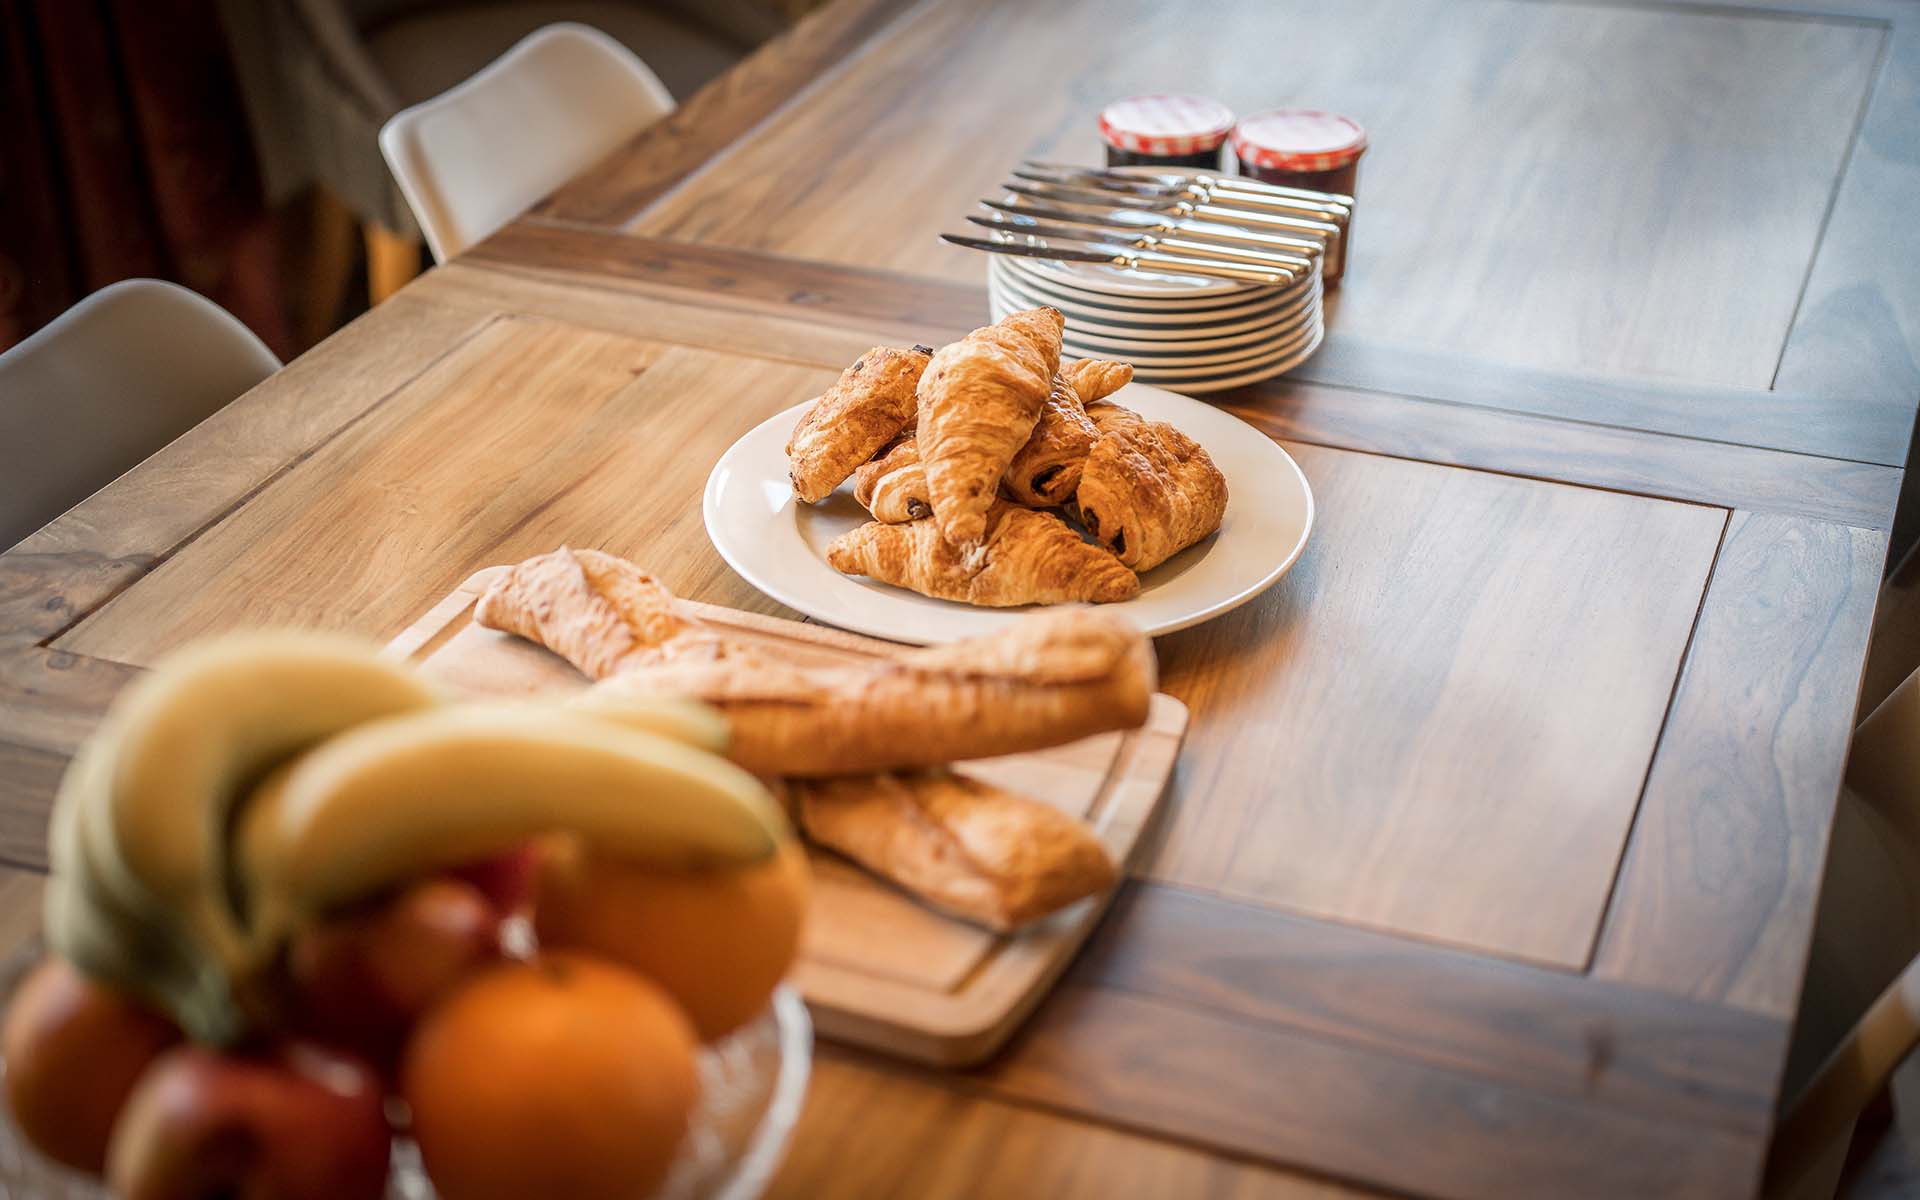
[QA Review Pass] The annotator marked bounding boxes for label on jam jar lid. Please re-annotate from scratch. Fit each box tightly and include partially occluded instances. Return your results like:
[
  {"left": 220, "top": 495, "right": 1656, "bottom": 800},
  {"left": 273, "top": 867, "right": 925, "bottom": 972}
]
[
  {"left": 1098, "top": 94, "right": 1235, "bottom": 158},
  {"left": 1231, "top": 110, "right": 1368, "bottom": 173}
]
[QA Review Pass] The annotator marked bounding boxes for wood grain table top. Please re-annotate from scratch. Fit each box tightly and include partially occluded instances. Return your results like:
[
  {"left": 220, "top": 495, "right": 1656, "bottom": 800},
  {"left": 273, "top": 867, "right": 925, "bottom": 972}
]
[{"left": 5, "top": 0, "right": 1919, "bottom": 1196}]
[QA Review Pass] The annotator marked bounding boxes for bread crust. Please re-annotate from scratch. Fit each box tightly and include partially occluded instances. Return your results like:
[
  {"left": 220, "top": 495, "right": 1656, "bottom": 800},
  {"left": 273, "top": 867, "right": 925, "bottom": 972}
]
[
  {"left": 1074, "top": 413, "right": 1229, "bottom": 572},
  {"left": 476, "top": 551, "right": 1157, "bottom": 778},
  {"left": 1003, "top": 372, "right": 1099, "bottom": 507},
  {"left": 1060, "top": 358, "right": 1133, "bottom": 405},
  {"left": 786, "top": 346, "right": 930, "bottom": 503},
  {"left": 852, "top": 437, "right": 929, "bottom": 523},
  {"left": 792, "top": 770, "right": 1118, "bottom": 931},
  {"left": 825, "top": 503, "right": 1138, "bottom": 607},
  {"left": 916, "top": 308, "right": 1063, "bottom": 547}
]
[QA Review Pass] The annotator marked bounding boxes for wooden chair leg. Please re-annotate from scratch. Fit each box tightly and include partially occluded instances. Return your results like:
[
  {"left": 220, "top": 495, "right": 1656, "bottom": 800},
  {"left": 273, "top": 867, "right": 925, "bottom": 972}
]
[
  {"left": 299, "top": 187, "right": 357, "bottom": 345},
  {"left": 364, "top": 222, "right": 422, "bottom": 305}
]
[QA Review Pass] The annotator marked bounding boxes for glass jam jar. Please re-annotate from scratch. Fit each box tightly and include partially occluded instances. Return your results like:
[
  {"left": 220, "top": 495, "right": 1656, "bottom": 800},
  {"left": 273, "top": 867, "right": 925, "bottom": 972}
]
[
  {"left": 1098, "top": 94, "right": 1235, "bottom": 171},
  {"left": 1231, "top": 110, "right": 1366, "bottom": 283}
]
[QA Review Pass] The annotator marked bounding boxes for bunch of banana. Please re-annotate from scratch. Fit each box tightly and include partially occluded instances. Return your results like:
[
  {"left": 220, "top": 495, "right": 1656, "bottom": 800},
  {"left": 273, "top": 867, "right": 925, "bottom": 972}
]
[{"left": 46, "top": 632, "right": 789, "bottom": 1044}]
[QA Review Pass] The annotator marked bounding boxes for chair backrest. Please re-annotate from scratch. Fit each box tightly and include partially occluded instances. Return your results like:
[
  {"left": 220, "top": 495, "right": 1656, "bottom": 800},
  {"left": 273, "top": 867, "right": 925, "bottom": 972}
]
[
  {"left": 378, "top": 22, "right": 674, "bottom": 262},
  {"left": 0, "top": 280, "right": 281, "bottom": 552}
]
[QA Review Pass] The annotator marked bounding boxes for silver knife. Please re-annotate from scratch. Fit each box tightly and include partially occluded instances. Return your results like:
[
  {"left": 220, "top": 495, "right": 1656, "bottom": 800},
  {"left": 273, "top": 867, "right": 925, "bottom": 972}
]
[
  {"left": 1023, "top": 160, "right": 1355, "bottom": 209},
  {"left": 965, "top": 213, "right": 1313, "bottom": 271},
  {"left": 1003, "top": 181, "right": 1343, "bottom": 245},
  {"left": 980, "top": 197, "right": 1326, "bottom": 258},
  {"left": 939, "top": 234, "right": 1293, "bottom": 286}
]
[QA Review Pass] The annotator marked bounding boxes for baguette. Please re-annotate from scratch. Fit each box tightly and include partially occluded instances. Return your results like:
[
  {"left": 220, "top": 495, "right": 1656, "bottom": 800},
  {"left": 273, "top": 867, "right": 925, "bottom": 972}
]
[{"left": 476, "top": 548, "right": 1156, "bottom": 777}]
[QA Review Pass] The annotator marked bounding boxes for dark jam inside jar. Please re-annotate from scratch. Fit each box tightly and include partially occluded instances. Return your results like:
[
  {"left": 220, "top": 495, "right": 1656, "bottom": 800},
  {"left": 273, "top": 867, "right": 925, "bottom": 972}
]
[
  {"left": 1098, "top": 94, "right": 1234, "bottom": 173},
  {"left": 1106, "top": 145, "right": 1223, "bottom": 170},
  {"left": 1230, "top": 109, "right": 1367, "bottom": 285}
]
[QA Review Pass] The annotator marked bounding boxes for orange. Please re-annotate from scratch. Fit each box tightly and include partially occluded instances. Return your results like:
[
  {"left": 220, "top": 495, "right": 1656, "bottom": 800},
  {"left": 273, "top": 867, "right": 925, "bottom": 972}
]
[
  {"left": 534, "top": 839, "right": 809, "bottom": 1040},
  {"left": 2, "top": 956, "right": 179, "bottom": 1173},
  {"left": 401, "top": 953, "right": 698, "bottom": 1200}
]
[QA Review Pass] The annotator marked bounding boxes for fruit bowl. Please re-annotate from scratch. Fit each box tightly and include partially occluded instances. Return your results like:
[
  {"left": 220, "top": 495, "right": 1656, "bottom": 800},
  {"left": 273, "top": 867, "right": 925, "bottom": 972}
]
[{"left": 0, "top": 944, "right": 813, "bottom": 1200}]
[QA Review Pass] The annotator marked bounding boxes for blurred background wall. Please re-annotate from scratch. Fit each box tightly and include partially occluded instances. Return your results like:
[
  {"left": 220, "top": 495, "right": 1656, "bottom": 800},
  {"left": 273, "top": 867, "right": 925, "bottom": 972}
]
[{"left": 0, "top": 0, "right": 825, "bottom": 360}]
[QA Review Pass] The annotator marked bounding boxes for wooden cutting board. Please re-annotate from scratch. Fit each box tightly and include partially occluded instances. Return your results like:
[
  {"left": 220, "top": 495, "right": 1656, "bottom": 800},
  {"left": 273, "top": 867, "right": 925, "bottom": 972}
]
[{"left": 385, "top": 569, "right": 1187, "bottom": 1066}]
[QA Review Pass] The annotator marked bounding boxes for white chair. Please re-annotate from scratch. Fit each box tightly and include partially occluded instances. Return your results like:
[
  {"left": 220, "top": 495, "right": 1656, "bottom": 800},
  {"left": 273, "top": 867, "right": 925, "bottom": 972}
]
[
  {"left": 0, "top": 280, "right": 281, "bottom": 552},
  {"left": 378, "top": 22, "right": 675, "bottom": 263}
]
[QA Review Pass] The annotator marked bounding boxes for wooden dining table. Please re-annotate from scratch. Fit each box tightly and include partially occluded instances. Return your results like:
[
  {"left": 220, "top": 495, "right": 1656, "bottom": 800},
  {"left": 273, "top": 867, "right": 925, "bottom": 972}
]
[{"left": 5, "top": 0, "right": 1920, "bottom": 1195}]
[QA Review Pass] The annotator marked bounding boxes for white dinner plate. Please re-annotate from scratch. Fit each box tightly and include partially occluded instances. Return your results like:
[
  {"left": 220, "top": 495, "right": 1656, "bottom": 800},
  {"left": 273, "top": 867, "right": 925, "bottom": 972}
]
[
  {"left": 996, "top": 259, "right": 1291, "bottom": 310},
  {"left": 1037, "top": 299, "right": 1321, "bottom": 359},
  {"left": 993, "top": 267, "right": 1312, "bottom": 326},
  {"left": 1055, "top": 326, "right": 1316, "bottom": 373},
  {"left": 1129, "top": 325, "right": 1326, "bottom": 394},
  {"left": 703, "top": 383, "right": 1313, "bottom": 643},
  {"left": 1002, "top": 254, "right": 1261, "bottom": 299},
  {"left": 991, "top": 264, "right": 1318, "bottom": 338}
]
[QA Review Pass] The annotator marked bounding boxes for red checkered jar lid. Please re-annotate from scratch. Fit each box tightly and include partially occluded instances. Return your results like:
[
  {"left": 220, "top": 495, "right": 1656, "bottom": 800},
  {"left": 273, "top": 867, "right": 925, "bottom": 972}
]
[
  {"left": 1230, "top": 109, "right": 1368, "bottom": 173},
  {"left": 1097, "top": 94, "right": 1235, "bottom": 157}
]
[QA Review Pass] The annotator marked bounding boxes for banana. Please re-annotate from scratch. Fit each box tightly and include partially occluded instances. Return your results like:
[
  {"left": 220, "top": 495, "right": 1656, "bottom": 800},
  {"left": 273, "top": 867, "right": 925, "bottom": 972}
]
[
  {"left": 47, "top": 633, "right": 439, "bottom": 1041},
  {"left": 47, "top": 737, "right": 234, "bottom": 1038},
  {"left": 236, "top": 703, "right": 790, "bottom": 947},
  {"left": 564, "top": 686, "right": 731, "bottom": 753},
  {"left": 101, "top": 633, "right": 440, "bottom": 975}
]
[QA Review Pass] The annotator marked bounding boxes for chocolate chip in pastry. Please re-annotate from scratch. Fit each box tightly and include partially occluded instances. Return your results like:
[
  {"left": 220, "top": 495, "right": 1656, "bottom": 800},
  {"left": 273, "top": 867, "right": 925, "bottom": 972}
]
[
  {"left": 916, "top": 307, "right": 1063, "bottom": 547},
  {"left": 1074, "top": 418, "right": 1228, "bottom": 573},
  {"left": 786, "top": 345, "right": 930, "bottom": 504},
  {"left": 826, "top": 502, "right": 1138, "bottom": 608},
  {"left": 852, "top": 437, "right": 929, "bottom": 523}
]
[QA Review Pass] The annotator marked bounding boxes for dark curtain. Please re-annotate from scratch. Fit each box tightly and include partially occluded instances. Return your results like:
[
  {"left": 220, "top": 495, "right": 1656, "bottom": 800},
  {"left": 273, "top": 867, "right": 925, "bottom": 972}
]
[{"left": 0, "top": 0, "right": 292, "bottom": 356}]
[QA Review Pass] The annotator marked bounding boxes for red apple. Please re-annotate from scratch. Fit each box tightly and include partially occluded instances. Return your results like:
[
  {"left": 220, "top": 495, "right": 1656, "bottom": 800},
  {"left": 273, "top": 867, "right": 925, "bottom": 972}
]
[
  {"left": 1, "top": 956, "right": 179, "bottom": 1173},
  {"left": 106, "top": 1041, "right": 391, "bottom": 1200},
  {"left": 443, "top": 840, "right": 544, "bottom": 915},
  {"left": 286, "top": 877, "right": 500, "bottom": 1064}
]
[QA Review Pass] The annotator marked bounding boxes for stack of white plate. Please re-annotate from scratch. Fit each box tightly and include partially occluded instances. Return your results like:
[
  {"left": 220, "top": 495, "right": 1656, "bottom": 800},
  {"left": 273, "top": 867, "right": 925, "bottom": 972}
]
[{"left": 987, "top": 252, "right": 1323, "bottom": 394}]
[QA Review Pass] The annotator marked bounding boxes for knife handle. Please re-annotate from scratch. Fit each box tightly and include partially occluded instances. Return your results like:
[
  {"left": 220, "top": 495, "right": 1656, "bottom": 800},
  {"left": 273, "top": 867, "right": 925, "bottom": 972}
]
[
  {"left": 1195, "top": 172, "right": 1355, "bottom": 210},
  {"left": 1154, "top": 236, "right": 1313, "bottom": 272},
  {"left": 1164, "top": 220, "right": 1325, "bottom": 256},
  {"left": 1188, "top": 201, "right": 1344, "bottom": 242},
  {"left": 1129, "top": 252, "right": 1294, "bottom": 286}
]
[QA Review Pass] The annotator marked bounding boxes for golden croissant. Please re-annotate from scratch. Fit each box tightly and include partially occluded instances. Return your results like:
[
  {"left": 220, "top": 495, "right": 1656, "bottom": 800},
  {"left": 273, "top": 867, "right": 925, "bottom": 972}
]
[
  {"left": 826, "top": 503, "right": 1138, "bottom": 607},
  {"left": 787, "top": 345, "right": 930, "bottom": 503},
  {"left": 916, "top": 307, "right": 1063, "bottom": 547},
  {"left": 1061, "top": 358, "right": 1133, "bottom": 405}
]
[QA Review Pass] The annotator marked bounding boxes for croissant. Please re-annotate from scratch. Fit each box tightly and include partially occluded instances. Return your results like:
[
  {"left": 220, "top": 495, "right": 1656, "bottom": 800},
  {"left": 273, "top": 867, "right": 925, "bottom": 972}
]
[
  {"left": 916, "top": 307, "right": 1063, "bottom": 547},
  {"left": 1003, "top": 372, "right": 1099, "bottom": 506},
  {"left": 852, "top": 437, "right": 929, "bottom": 523},
  {"left": 1061, "top": 358, "right": 1133, "bottom": 405},
  {"left": 792, "top": 770, "right": 1118, "bottom": 931},
  {"left": 827, "top": 503, "right": 1138, "bottom": 607},
  {"left": 1074, "top": 418, "right": 1229, "bottom": 573},
  {"left": 786, "top": 345, "right": 931, "bottom": 503}
]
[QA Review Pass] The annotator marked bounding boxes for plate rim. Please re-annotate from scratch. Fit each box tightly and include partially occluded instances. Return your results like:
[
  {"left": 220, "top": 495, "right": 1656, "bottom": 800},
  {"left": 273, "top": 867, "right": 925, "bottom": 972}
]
[
  {"left": 992, "top": 270, "right": 1320, "bottom": 341},
  {"left": 702, "top": 385, "right": 1315, "bottom": 643}
]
